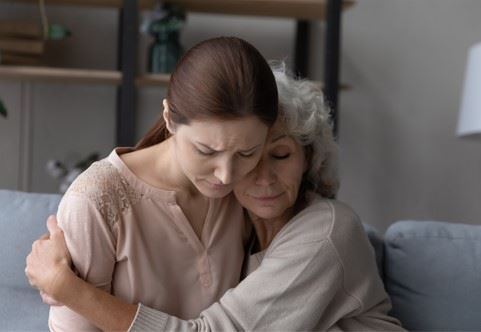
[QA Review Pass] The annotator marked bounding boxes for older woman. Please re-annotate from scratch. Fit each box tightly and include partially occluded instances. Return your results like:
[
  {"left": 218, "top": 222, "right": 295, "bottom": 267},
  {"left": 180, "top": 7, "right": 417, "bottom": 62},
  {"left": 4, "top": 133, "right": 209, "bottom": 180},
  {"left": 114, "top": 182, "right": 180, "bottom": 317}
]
[{"left": 26, "top": 65, "right": 405, "bottom": 331}]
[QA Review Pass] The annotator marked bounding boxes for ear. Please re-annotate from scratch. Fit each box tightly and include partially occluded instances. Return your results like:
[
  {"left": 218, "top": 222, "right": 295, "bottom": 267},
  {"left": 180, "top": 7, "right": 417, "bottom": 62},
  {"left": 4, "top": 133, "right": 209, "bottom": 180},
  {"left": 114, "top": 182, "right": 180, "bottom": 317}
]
[{"left": 162, "top": 99, "right": 176, "bottom": 134}]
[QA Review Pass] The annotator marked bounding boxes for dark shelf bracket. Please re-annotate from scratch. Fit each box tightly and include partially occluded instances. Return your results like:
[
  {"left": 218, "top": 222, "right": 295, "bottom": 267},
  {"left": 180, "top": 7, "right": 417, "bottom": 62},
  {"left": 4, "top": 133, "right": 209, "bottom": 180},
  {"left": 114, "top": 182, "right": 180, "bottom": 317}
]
[
  {"left": 116, "top": 0, "right": 138, "bottom": 147},
  {"left": 294, "top": 20, "right": 310, "bottom": 79},
  {"left": 324, "top": 0, "right": 342, "bottom": 138}
]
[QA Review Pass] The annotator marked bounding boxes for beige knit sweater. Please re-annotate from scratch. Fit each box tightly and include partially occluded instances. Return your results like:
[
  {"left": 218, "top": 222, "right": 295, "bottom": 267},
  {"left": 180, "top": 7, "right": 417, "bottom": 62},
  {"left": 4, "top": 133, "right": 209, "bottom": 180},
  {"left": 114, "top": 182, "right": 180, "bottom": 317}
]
[{"left": 129, "top": 197, "right": 405, "bottom": 331}]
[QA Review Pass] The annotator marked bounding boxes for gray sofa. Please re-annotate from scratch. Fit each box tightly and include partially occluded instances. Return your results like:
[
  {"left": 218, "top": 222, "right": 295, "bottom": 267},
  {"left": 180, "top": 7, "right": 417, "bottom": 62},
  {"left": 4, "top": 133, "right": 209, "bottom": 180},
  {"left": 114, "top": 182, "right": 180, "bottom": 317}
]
[{"left": 1, "top": 189, "right": 481, "bottom": 331}]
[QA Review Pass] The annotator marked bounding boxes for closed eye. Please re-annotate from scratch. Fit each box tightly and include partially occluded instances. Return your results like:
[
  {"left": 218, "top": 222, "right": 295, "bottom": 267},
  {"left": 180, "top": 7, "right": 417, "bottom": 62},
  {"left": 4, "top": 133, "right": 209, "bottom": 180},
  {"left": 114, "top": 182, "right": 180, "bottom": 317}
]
[
  {"left": 196, "top": 148, "right": 216, "bottom": 156},
  {"left": 272, "top": 153, "right": 290, "bottom": 160},
  {"left": 238, "top": 151, "right": 256, "bottom": 158}
]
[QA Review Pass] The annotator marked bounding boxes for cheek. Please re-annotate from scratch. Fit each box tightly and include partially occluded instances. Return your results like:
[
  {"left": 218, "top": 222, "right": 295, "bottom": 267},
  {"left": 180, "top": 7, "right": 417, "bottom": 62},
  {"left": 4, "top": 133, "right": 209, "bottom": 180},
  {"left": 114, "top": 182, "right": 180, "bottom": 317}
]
[
  {"left": 283, "top": 161, "right": 306, "bottom": 200},
  {"left": 233, "top": 156, "right": 262, "bottom": 180},
  {"left": 176, "top": 145, "right": 210, "bottom": 177},
  {"left": 233, "top": 173, "right": 254, "bottom": 196}
]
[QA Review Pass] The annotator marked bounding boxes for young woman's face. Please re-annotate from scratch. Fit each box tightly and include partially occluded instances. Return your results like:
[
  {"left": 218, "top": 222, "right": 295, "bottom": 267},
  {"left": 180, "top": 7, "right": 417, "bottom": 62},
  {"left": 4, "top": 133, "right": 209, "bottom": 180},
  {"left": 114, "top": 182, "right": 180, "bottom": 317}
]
[
  {"left": 172, "top": 116, "right": 269, "bottom": 198},
  {"left": 233, "top": 123, "right": 307, "bottom": 219}
]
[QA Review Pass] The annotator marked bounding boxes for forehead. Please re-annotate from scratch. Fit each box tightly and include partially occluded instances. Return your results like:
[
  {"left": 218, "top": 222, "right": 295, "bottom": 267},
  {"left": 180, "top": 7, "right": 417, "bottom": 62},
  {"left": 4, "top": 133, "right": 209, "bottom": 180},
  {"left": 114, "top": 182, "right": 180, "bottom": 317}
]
[
  {"left": 265, "top": 120, "right": 301, "bottom": 148},
  {"left": 180, "top": 116, "right": 268, "bottom": 148},
  {"left": 267, "top": 120, "right": 290, "bottom": 142}
]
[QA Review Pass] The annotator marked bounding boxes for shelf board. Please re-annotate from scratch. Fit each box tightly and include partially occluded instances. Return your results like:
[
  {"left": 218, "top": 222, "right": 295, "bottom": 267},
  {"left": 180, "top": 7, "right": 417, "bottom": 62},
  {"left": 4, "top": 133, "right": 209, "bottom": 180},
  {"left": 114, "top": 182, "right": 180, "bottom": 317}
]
[
  {"left": 136, "top": 73, "right": 171, "bottom": 86},
  {"left": 4, "top": 0, "right": 355, "bottom": 19},
  {"left": 165, "top": 0, "right": 355, "bottom": 20},
  {"left": 0, "top": 66, "right": 121, "bottom": 85},
  {"left": 0, "top": 66, "right": 172, "bottom": 86},
  {"left": 135, "top": 73, "right": 350, "bottom": 91},
  {"left": 1, "top": 0, "right": 153, "bottom": 9},
  {"left": 0, "top": 66, "right": 350, "bottom": 91}
]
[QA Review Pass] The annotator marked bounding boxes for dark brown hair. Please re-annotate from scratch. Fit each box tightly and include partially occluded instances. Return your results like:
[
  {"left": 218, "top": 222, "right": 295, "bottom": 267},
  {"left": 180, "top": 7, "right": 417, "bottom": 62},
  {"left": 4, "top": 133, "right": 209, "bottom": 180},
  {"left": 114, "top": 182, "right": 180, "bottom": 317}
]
[{"left": 135, "top": 37, "right": 278, "bottom": 150}]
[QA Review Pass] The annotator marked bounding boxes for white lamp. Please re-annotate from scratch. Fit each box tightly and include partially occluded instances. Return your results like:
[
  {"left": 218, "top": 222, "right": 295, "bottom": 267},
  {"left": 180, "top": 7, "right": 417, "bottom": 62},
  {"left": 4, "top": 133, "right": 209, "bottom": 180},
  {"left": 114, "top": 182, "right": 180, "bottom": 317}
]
[{"left": 457, "top": 42, "right": 481, "bottom": 138}]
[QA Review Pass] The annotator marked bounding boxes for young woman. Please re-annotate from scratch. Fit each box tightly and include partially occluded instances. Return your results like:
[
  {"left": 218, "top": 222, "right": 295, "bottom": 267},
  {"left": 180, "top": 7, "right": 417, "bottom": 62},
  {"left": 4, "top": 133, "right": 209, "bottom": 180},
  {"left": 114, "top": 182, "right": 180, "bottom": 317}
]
[
  {"left": 25, "top": 36, "right": 278, "bottom": 331},
  {"left": 27, "top": 65, "right": 405, "bottom": 331}
]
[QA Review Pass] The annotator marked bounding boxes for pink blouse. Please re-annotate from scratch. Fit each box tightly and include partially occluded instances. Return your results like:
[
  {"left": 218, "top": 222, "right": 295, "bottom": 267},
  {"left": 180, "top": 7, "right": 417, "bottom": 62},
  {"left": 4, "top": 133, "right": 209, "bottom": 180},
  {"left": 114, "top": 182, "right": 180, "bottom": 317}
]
[{"left": 49, "top": 148, "right": 248, "bottom": 331}]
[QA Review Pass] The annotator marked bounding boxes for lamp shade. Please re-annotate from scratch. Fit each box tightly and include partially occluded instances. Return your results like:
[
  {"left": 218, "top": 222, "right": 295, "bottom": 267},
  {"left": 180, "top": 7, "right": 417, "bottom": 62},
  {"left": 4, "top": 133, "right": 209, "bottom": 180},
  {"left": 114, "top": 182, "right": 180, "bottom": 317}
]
[{"left": 457, "top": 42, "right": 481, "bottom": 138}]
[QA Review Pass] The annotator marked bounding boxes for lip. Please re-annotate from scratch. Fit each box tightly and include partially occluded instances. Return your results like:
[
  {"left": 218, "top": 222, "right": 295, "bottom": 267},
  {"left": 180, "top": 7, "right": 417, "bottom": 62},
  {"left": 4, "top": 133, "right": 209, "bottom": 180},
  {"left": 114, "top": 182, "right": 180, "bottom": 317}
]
[
  {"left": 205, "top": 180, "right": 228, "bottom": 190},
  {"left": 250, "top": 192, "right": 284, "bottom": 201}
]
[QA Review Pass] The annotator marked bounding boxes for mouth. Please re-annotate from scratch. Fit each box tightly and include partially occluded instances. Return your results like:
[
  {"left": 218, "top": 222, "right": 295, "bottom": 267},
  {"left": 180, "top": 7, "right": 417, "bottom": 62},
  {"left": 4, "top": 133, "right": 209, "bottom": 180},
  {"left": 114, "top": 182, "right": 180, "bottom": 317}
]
[
  {"left": 205, "top": 180, "right": 229, "bottom": 190},
  {"left": 250, "top": 192, "right": 284, "bottom": 201}
]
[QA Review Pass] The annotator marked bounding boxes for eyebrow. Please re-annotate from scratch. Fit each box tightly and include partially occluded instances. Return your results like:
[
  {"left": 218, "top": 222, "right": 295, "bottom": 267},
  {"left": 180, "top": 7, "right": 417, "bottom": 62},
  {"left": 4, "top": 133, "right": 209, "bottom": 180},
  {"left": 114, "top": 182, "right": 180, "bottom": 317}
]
[
  {"left": 196, "top": 142, "right": 261, "bottom": 153},
  {"left": 270, "top": 134, "right": 288, "bottom": 143}
]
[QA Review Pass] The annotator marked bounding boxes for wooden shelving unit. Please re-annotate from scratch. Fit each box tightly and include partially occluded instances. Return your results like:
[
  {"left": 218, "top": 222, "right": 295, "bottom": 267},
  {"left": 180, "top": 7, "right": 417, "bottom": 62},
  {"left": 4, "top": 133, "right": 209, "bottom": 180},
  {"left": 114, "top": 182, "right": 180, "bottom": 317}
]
[
  {"left": 164, "top": 0, "right": 355, "bottom": 20},
  {"left": 0, "top": 0, "right": 353, "bottom": 143},
  {"left": 8, "top": 0, "right": 354, "bottom": 20}
]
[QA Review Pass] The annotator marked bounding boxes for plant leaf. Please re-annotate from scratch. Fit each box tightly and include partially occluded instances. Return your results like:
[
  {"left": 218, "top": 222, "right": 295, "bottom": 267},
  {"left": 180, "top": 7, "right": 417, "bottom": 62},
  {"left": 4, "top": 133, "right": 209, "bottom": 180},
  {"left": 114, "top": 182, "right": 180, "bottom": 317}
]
[
  {"left": 48, "top": 24, "right": 71, "bottom": 40},
  {"left": 0, "top": 99, "right": 7, "bottom": 118}
]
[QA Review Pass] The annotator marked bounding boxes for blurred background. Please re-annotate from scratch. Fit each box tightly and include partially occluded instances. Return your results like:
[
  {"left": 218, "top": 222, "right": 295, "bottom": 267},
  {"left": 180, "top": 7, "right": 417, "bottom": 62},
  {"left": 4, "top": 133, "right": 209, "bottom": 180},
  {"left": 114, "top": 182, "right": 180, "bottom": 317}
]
[{"left": 0, "top": 0, "right": 480, "bottom": 232}]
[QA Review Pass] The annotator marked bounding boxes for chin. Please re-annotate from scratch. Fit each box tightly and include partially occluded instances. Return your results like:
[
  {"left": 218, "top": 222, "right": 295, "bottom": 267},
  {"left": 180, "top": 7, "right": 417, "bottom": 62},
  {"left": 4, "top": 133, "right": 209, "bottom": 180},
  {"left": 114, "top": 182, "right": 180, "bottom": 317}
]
[
  {"left": 205, "top": 190, "right": 231, "bottom": 199},
  {"left": 250, "top": 206, "right": 284, "bottom": 220},
  {"left": 198, "top": 185, "right": 232, "bottom": 199}
]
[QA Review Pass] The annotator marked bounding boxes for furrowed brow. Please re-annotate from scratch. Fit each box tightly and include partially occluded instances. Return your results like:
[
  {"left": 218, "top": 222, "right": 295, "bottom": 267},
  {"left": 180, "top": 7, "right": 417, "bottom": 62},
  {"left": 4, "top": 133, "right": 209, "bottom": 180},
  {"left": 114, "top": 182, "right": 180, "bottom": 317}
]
[{"left": 240, "top": 144, "right": 261, "bottom": 153}]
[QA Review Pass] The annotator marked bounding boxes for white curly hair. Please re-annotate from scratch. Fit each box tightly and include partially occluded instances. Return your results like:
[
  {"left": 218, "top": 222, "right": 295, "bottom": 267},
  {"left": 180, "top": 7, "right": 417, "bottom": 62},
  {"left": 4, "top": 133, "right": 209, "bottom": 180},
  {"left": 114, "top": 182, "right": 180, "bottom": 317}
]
[{"left": 272, "top": 62, "right": 340, "bottom": 199}]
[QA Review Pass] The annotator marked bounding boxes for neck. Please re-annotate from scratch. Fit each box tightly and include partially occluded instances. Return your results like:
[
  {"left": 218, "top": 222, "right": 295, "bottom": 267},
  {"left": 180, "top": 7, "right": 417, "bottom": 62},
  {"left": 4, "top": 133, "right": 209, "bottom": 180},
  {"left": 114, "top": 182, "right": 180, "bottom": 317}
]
[
  {"left": 249, "top": 208, "right": 294, "bottom": 251},
  {"left": 154, "top": 138, "right": 201, "bottom": 198}
]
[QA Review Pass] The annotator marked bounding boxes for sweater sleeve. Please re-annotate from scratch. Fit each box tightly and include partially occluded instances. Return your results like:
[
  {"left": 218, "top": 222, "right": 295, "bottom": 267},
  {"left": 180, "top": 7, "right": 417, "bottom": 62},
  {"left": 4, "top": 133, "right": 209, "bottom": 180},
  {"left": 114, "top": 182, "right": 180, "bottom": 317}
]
[
  {"left": 129, "top": 199, "right": 406, "bottom": 332},
  {"left": 49, "top": 192, "right": 117, "bottom": 332},
  {"left": 130, "top": 238, "right": 344, "bottom": 331}
]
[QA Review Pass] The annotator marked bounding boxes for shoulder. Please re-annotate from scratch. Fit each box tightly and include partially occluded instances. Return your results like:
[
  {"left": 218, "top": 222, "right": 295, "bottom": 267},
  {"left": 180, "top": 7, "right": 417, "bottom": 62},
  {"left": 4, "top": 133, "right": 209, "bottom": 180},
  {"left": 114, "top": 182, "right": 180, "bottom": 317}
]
[
  {"left": 325, "top": 199, "right": 368, "bottom": 249},
  {"left": 67, "top": 159, "right": 125, "bottom": 196},
  {"left": 270, "top": 195, "right": 364, "bottom": 248},
  {"left": 61, "top": 159, "right": 144, "bottom": 227},
  {"left": 266, "top": 196, "right": 338, "bottom": 249},
  {"left": 325, "top": 200, "right": 381, "bottom": 283}
]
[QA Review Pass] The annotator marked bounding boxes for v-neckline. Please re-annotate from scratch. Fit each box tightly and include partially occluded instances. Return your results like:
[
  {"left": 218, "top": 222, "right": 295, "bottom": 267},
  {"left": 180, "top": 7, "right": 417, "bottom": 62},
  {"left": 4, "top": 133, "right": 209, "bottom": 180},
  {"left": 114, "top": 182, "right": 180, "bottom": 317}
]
[{"left": 170, "top": 196, "right": 215, "bottom": 254}]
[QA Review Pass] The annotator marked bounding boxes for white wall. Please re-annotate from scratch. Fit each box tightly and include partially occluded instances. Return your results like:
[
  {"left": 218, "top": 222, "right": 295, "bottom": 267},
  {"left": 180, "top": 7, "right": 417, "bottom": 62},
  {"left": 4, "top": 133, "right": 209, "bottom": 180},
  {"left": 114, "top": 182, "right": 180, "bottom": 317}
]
[
  {"left": 336, "top": 0, "right": 481, "bottom": 231},
  {"left": 1, "top": 1, "right": 480, "bottom": 231}
]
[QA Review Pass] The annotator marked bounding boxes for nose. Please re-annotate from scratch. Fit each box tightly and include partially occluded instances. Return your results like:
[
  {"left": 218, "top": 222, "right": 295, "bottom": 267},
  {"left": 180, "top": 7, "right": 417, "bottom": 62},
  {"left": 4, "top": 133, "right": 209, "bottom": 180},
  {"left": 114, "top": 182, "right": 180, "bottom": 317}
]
[
  {"left": 214, "top": 157, "right": 233, "bottom": 185},
  {"left": 255, "top": 158, "right": 276, "bottom": 186}
]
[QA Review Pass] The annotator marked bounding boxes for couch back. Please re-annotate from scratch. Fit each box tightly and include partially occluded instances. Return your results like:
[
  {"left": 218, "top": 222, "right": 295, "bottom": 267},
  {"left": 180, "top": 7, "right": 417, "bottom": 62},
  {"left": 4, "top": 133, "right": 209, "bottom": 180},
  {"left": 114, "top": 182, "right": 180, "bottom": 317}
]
[
  {"left": 0, "top": 190, "right": 61, "bottom": 331},
  {"left": 2, "top": 189, "right": 481, "bottom": 331}
]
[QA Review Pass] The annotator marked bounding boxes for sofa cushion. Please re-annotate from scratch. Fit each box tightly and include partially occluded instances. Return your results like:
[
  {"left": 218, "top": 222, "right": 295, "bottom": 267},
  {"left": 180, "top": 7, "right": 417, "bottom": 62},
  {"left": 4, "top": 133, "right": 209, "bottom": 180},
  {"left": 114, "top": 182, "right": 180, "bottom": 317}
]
[
  {"left": 0, "top": 190, "right": 62, "bottom": 331},
  {"left": 384, "top": 220, "right": 481, "bottom": 331}
]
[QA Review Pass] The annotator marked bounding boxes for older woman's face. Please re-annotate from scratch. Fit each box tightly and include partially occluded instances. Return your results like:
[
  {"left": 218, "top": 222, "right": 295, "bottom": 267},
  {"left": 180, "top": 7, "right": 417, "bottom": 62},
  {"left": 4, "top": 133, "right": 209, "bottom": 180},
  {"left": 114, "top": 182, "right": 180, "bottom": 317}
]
[{"left": 233, "top": 122, "right": 307, "bottom": 219}]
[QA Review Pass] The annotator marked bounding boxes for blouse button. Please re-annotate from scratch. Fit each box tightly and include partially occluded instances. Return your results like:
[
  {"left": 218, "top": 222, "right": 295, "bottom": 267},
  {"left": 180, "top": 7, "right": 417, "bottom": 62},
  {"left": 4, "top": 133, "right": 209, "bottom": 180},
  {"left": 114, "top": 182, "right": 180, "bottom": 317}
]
[{"left": 201, "top": 275, "right": 211, "bottom": 287}]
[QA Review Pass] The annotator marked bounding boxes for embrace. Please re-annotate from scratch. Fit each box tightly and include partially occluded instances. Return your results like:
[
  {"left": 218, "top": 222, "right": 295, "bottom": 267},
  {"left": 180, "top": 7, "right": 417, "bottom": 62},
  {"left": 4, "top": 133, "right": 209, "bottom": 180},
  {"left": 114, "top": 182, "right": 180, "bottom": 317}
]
[{"left": 25, "top": 37, "right": 405, "bottom": 331}]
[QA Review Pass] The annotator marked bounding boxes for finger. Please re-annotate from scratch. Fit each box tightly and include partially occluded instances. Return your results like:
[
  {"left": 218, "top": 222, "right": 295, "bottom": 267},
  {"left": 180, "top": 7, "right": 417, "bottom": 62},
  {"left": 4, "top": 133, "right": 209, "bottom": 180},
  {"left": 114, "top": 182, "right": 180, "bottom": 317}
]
[
  {"left": 31, "top": 239, "right": 38, "bottom": 251},
  {"left": 39, "top": 233, "right": 49, "bottom": 241},
  {"left": 40, "top": 291, "right": 62, "bottom": 306},
  {"left": 25, "top": 267, "right": 35, "bottom": 287},
  {"left": 47, "top": 215, "right": 61, "bottom": 235}
]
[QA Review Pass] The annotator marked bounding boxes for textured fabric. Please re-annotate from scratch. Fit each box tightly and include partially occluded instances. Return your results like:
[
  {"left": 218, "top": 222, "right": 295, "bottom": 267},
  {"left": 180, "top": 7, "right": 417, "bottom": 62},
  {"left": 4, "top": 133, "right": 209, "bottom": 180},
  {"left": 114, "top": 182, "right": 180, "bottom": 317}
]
[
  {"left": 385, "top": 220, "right": 481, "bottom": 331},
  {"left": 0, "top": 190, "right": 61, "bottom": 331},
  {"left": 130, "top": 197, "right": 405, "bottom": 331},
  {"left": 130, "top": 304, "right": 168, "bottom": 331},
  {"left": 49, "top": 148, "right": 247, "bottom": 331}
]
